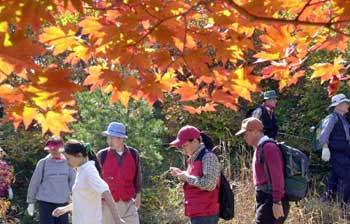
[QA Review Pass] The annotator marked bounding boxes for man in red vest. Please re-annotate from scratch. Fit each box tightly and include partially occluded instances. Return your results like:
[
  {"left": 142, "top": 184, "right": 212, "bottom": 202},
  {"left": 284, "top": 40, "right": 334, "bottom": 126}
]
[
  {"left": 169, "top": 125, "right": 221, "bottom": 224},
  {"left": 97, "top": 122, "right": 142, "bottom": 224}
]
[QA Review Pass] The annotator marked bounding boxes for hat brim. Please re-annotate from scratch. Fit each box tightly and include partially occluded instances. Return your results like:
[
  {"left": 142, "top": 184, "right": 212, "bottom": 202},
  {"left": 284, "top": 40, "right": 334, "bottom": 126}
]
[
  {"left": 235, "top": 129, "right": 247, "bottom": 136},
  {"left": 44, "top": 146, "right": 64, "bottom": 152},
  {"left": 328, "top": 99, "right": 350, "bottom": 108},
  {"left": 264, "top": 96, "right": 277, "bottom": 100},
  {"left": 169, "top": 139, "right": 184, "bottom": 148},
  {"left": 102, "top": 131, "right": 128, "bottom": 138}
]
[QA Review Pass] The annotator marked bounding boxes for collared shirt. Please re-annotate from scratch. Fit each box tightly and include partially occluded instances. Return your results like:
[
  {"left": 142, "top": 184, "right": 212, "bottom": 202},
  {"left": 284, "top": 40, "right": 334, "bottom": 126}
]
[
  {"left": 72, "top": 161, "right": 109, "bottom": 224},
  {"left": 186, "top": 144, "right": 221, "bottom": 191},
  {"left": 319, "top": 111, "right": 350, "bottom": 145},
  {"left": 97, "top": 145, "right": 142, "bottom": 193}
]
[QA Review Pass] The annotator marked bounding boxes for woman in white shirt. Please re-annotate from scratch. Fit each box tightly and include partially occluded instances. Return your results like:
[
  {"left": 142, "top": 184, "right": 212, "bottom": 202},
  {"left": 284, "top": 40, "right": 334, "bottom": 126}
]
[{"left": 52, "top": 140, "right": 124, "bottom": 224}]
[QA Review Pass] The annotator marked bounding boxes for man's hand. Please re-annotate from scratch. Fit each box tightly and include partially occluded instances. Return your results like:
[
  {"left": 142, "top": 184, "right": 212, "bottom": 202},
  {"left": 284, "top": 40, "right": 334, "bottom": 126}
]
[
  {"left": 322, "top": 146, "right": 331, "bottom": 162},
  {"left": 272, "top": 202, "right": 284, "bottom": 220},
  {"left": 135, "top": 193, "right": 141, "bottom": 209}
]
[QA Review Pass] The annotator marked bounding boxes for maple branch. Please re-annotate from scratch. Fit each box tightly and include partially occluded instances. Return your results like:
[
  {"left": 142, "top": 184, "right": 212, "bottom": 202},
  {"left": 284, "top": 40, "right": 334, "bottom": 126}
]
[
  {"left": 139, "top": 2, "right": 161, "bottom": 20},
  {"left": 295, "top": 0, "right": 312, "bottom": 21},
  {"left": 227, "top": 0, "right": 350, "bottom": 27},
  {"left": 309, "top": 1, "right": 330, "bottom": 6},
  {"left": 131, "top": 1, "right": 204, "bottom": 47}
]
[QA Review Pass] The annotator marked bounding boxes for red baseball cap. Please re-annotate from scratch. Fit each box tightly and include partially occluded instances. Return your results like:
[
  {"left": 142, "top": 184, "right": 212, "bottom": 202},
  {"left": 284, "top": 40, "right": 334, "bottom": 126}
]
[{"left": 170, "top": 125, "right": 201, "bottom": 148}]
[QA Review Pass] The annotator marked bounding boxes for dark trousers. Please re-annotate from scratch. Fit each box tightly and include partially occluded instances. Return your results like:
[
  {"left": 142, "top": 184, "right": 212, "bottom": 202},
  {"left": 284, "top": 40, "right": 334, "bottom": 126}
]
[
  {"left": 38, "top": 201, "right": 69, "bottom": 224},
  {"left": 255, "top": 191, "right": 290, "bottom": 224},
  {"left": 190, "top": 214, "right": 219, "bottom": 224}
]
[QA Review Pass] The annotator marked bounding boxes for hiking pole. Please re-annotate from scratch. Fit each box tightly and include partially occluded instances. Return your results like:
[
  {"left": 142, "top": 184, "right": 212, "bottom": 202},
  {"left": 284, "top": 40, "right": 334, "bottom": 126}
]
[{"left": 277, "top": 131, "right": 312, "bottom": 141}]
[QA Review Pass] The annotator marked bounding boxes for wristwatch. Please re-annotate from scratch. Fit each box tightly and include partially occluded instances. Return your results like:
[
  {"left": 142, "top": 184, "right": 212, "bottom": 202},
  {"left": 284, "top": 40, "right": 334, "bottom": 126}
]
[{"left": 273, "top": 201, "right": 282, "bottom": 205}]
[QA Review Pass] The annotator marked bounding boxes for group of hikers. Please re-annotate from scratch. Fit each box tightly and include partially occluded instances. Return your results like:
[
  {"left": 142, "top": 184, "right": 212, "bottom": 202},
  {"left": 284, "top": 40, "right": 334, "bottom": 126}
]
[{"left": 1, "top": 89, "right": 350, "bottom": 224}]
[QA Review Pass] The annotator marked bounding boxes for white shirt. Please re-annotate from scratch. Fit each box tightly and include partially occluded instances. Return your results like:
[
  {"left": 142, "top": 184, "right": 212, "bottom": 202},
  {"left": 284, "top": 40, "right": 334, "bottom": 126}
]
[{"left": 72, "top": 161, "right": 109, "bottom": 224}]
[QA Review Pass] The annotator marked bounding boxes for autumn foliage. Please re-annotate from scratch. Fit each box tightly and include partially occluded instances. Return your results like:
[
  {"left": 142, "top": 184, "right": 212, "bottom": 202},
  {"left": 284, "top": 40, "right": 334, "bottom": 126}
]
[{"left": 1, "top": 0, "right": 350, "bottom": 135}]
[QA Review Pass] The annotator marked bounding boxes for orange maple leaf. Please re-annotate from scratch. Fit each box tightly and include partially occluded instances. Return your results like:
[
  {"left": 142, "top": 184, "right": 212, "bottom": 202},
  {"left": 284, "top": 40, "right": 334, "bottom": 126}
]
[
  {"left": 39, "top": 25, "right": 79, "bottom": 55},
  {"left": 310, "top": 56, "right": 344, "bottom": 83},
  {"left": 254, "top": 25, "right": 296, "bottom": 62},
  {"left": 0, "top": 31, "right": 44, "bottom": 79},
  {"left": 174, "top": 81, "right": 198, "bottom": 102},
  {"left": 183, "top": 102, "right": 217, "bottom": 114},
  {"left": 140, "top": 69, "right": 177, "bottom": 104}
]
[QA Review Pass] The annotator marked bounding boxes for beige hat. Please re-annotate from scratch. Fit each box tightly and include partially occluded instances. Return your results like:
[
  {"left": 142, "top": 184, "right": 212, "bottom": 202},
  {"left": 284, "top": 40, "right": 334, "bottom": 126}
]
[{"left": 235, "top": 117, "right": 264, "bottom": 136}]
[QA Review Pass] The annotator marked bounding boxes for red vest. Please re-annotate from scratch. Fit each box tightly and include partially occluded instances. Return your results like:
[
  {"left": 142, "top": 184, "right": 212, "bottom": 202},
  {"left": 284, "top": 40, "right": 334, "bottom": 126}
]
[
  {"left": 183, "top": 156, "right": 220, "bottom": 217},
  {"left": 102, "top": 149, "right": 136, "bottom": 201}
]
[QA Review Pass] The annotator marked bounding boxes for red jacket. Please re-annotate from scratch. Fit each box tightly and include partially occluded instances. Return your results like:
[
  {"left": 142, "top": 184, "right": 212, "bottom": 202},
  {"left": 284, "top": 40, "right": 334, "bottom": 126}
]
[
  {"left": 183, "top": 157, "right": 219, "bottom": 217},
  {"left": 102, "top": 149, "right": 136, "bottom": 201}
]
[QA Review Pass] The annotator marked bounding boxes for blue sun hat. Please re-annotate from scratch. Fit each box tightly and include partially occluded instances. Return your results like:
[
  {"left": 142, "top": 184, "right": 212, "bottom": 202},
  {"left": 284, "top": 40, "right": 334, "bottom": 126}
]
[
  {"left": 102, "top": 122, "right": 128, "bottom": 138},
  {"left": 328, "top": 93, "right": 350, "bottom": 108}
]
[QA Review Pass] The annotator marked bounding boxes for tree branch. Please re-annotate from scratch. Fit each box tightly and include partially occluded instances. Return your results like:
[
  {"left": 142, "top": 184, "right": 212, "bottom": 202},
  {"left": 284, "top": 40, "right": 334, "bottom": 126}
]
[
  {"left": 295, "top": 0, "right": 312, "bottom": 21},
  {"left": 131, "top": 2, "right": 202, "bottom": 47},
  {"left": 226, "top": 0, "right": 349, "bottom": 27}
]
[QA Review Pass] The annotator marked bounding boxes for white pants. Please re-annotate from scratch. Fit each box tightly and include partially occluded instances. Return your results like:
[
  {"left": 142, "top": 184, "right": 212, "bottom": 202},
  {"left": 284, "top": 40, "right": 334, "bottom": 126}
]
[{"left": 102, "top": 200, "right": 140, "bottom": 224}]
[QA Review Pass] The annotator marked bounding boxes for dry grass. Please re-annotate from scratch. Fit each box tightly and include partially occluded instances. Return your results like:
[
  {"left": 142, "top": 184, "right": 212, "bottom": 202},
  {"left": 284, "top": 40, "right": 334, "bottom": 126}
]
[{"left": 219, "top": 166, "right": 350, "bottom": 224}]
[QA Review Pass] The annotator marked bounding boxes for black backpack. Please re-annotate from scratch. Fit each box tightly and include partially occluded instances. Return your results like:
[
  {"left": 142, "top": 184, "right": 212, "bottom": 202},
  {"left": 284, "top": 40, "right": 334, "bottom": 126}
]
[
  {"left": 196, "top": 149, "right": 235, "bottom": 220},
  {"left": 245, "top": 105, "right": 264, "bottom": 118},
  {"left": 218, "top": 172, "right": 235, "bottom": 220},
  {"left": 259, "top": 140, "right": 309, "bottom": 202}
]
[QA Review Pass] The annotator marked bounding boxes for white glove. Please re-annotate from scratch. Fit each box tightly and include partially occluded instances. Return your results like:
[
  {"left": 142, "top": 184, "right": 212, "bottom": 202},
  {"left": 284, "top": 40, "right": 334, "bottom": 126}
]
[
  {"left": 322, "top": 147, "right": 331, "bottom": 162},
  {"left": 7, "top": 186, "right": 13, "bottom": 200},
  {"left": 27, "top": 203, "right": 35, "bottom": 216}
]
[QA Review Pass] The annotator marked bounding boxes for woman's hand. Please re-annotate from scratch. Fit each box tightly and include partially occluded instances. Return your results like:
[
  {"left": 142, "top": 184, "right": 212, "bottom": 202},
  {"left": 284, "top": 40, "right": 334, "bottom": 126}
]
[
  {"left": 52, "top": 204, "right": 72, "bottom": 217},
  {"left": 169, "top": 167, "right": 182, "bottom": 176}
]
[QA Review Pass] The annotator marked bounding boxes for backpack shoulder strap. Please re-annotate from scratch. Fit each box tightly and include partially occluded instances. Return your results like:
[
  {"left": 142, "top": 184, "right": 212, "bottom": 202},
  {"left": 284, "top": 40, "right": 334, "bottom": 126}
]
[
  {"left": 331, "top": 112, "right": 339, "bottom": 123},
  {"left": 41, "top": 159, "right": 47, "bottom": 184},
  {"left": 127, "top": 146, "right": 139, "bottom": 164},
  {"left": 99, "top": 149, "right": 108, "bottom": 167},
  {"left": 258, "top": 139, "right": 277, "bottom": 164},
  {"left": 258, "top": 140, "right": 278, "bottom": 187},
  {"left": 194, "top": 148, "right": 211, "bottom": 162}
]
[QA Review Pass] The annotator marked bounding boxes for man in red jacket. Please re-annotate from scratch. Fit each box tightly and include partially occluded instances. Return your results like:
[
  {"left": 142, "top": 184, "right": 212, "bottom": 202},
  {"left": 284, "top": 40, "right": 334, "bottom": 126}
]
[
  {"left": 98, "top": 122, "right": 142, "bottom": 224},
  {"left": 236, "top": 117, "right": 289, "bottom": 224}
]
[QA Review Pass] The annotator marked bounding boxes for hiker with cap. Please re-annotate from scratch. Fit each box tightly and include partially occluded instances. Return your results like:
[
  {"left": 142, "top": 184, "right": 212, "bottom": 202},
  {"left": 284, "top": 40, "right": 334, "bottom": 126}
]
[
  {"left": 249, "top": 90, "right": 278, "bottom": 139},
  {"left": 319, "top": 93, "right": 350, "bottom": 209},
  {"left": 26, "top": 137, "right": 76, "bottom": 224},
  {"left": 236, "top": 117, "right": 289, "bottom": 224},
  {"left": 169, "top": 125, "right": 221, "bottom": 224},
  {"left": 52, "top": 140, "right": 125, "bottom": 224},
  {"left": 97, "top": 122, "right": 142, "bottom": 224}
]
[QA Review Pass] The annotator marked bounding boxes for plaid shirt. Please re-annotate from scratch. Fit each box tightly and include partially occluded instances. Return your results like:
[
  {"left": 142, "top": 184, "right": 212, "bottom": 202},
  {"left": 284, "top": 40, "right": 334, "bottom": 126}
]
[{"left": 186, "top": 144, "right": 220, "bottom": 191}]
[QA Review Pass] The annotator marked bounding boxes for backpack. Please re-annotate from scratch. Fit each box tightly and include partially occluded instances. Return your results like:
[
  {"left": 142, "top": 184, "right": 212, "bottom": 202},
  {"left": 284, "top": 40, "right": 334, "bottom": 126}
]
[
  {"left": 196, "top": 148, "right": 235, "bottom": 220},
  {"left": 99, "top": 147, "right": 138, "bottom": 167},
  {"left": 245, "top": 106, "right": 261, "bottom": 118},
  {"left": 311, "top": 113, "right": 338, "bottom": 153},
  {"left": 259, "top": 140, "right": 309, "bottom": 202}
]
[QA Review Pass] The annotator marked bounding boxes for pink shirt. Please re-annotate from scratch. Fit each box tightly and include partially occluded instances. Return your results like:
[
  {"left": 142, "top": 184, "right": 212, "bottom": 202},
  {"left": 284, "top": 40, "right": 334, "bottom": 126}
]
[{"left": 253, "top": 136, "right": 285, "bottom": 202}]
